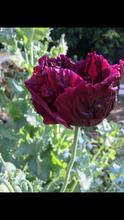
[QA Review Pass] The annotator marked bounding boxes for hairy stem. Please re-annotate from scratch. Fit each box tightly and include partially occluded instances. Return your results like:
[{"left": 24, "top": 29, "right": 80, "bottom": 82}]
[
  {"left": 106, "top": 184, "right": 115, "bottom": 192},
  {"left": 24, "top": 47, "right": 29, "bottom": 65},
  {"left": 53, "top": 124, "right": 59, "bottom": 145},
  {"left": 91, "top": 144, "right": 104, "bottom": 163},
  {"left": 30, "top": 42, "right": 34, "bottom": 66},
  {"left": 70, "top": 180, "right": 78, "bottom": 192},
  {"left": 36, "top": 152, "right": 41, "bottom": 179},
  {"left": 0, "top": 153, "right": 6, "bottom": 167},
  {"left": 60, "top": 127, "right": 80, "bottom": 192}
]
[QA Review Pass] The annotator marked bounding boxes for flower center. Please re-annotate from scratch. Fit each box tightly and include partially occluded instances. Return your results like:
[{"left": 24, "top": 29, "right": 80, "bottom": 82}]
[{"left": 83, "top": 74, "right": 92, "bottom": 84}]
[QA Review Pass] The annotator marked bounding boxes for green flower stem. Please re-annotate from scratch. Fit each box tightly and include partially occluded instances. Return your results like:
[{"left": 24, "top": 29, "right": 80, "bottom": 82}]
[
  {"left": 70, "top": 180, "right": 78, "bottom": 192},
  {"left": 0, "top": 178, "right": 15, "bottom": 192},
  {"left": 60, "top": 126, "right": 80, "bottom": 192},
  {"left": 24, "top": 47, "right": 29, "bottom": 65},
  {"left": 53, "top": 124, "right": 60, "bottom": 145},
  {"left": 30, "top": 42, "right": 34, "bottom": 66},
  {"left": 106, "top": 184, "right": 115, "bottom": 192},
  {"left": 91, "top": 144, "right": 104, "bottom": 163},
  {"left": 36, "top": 152, "right": 41, "bottom": 179},
  {"left": 0, "top": 153, "right": 6, "bottom": 167},
  {"left": 20, "top": 179, "right": 33, "bottom": 192}
]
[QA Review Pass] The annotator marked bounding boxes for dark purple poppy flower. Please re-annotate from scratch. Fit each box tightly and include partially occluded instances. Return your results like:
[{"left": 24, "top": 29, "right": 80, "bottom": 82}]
[{"left": 24, "top": 52, "right": 124, "bottom": 130}]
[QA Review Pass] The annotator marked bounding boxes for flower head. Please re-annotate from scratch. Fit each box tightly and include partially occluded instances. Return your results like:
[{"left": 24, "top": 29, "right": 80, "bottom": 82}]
[{"left": 24, "top": 52, "right": 123, "bottom": 130}]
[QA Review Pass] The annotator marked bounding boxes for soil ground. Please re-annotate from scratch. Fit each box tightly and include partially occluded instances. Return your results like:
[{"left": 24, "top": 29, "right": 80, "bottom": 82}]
[
  {"left": 82, "top": 93, "right": 124, "bottom": 139},
  {"left": 107, "top": 94, "right": 124, "bottom": 127}
]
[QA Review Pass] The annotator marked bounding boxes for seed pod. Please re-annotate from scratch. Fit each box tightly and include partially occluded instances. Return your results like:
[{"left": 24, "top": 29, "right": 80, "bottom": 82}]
[
  {"left": 0, "top": 153, "right": 16, "bottom": 174},
  {"left": 1, "top": 162, "right": 16, "bottom": 174},
  {"left": 12, "top": 183, "right": 22, "bottom": 192},
  {"left": 0, "top": 183, "right": 10, "bottom": 192},
  {"left": 21, "top": 182, "right": 28, "bottom": 192}
]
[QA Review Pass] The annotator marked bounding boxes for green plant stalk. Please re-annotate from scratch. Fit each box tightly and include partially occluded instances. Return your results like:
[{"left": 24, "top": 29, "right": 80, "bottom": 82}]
[
  {"left": 70, "top": 180, "right": 78, "bottom": 192},
  {"left": 24, "top": 47, "right": 29, "bottom": 65},
  {"left": 0, "top": 153, "right": 6, "bottom": 167},
  {"left": 53, "top": 124, "right": 60, "bottom": 145},
  {"left": 91, "top": 144, "right": 104, "bottom": 163},
  {"left": 60, "top": 126, "right": 80, "bottom": 192},
  {"left": 106, "top": 184, "right": 115, "bottom": 192},
  {"left": 36, "top": 152, "right": 41, "bottom": 179},
  {"left": 30, "top": 42, "right": 34, "bottom": 66},
  {"left": 56, "top": 124, "right": 60, "bottom": 143},
  {"left": 20, "top": 179, "right": 33, "bottom": 192},
  {"left": 0, "top": 178, "right": 15, "bottom": 192},
  {"left": 53, "top": 125, "right": 57, "bottom": 145}
]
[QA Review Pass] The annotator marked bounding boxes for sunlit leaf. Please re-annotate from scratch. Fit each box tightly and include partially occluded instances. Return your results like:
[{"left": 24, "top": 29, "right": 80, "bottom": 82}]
[
  {"left": 45, "top": 168, "right": 66, "bottom": 191},
  {"left": 27, "top": 140, "right": 43, "bottom": 156},
  {"left": 10, "top": 48, "right": 25, "bottom": 67},
  {"left": 5, "top": 102, "right": 22, "bottom": 122},
  {"left": 112, "top": 176, "right": 124, "bottom": 184},
  {"left": 15, "top": 28, "right": 50, "bottom": 48},
  {"left": 0, "top": 29, "right": 15, "bottom": 46},
  {"left": 0, "top": 84, "right": 9, "bottom": 106},
  {"left": 40, "top": 152, "right": 52, "bottom": 182},
  {"left": 24, "top": 108, "right": 42, "bottom": 127},
  {"left": 28, "top": 157, "right": 37, "bottom": 177},
  {"left": 14, "top": 141, "right": 28, "bottom": 157},
  {"left": 0, "top": 125, "right": 16, "bottom": 140},
  {"left": 50, "top": 151, "right": 66, "bottom": 169}
]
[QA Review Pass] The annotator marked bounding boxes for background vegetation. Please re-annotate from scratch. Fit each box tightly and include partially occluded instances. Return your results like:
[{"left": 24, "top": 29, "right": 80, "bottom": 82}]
[
  {"left": 0, "top": 27, "right": 124, "bottom": 192},
  {"left": 49, "top": 27, "right": 124, "bottom": 63}
]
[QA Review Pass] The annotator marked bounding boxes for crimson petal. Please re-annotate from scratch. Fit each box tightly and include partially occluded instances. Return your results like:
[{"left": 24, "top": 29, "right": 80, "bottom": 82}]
[
  {"left": 55, "top": 72, "right": 121, "bottom": 128},
  {"left": 24, "top": 66, "right": 83, "bottom": 129},
  {"left": 24, "top": 52, "right": 123, "bottom": 130}
]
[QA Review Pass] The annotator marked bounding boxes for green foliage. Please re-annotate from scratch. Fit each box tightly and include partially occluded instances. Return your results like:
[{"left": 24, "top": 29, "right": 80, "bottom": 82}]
[
  {"left": 0, "top": 85, "right": 9, "bottom": 106},
  {"left": 49, "top": 27, "right": 124, "bottom": 61},
  {"left": 15, "top": 28, "right": 50, "bottom": 47},
  {"left": 0, "top": 153, "right": 33, "bottom": 192},
  {"left": 5, "top": 102, "right": 22, "bottom": 122},
  {"left": 50, "top": 34, "right": 68, "bottom": 58},
  {"left": 10, "top": 48, "right": 25, "bottom": 66},
  {"left": 0, "top": 27, "right": 124, "bottom": 192},
  {"left": 0, "top": 28, "right": 15, "bottom": 46}
]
